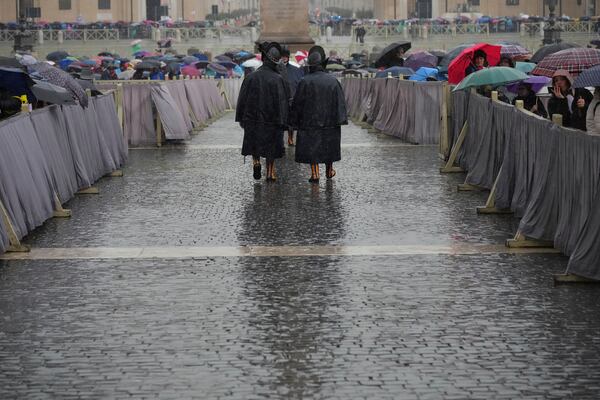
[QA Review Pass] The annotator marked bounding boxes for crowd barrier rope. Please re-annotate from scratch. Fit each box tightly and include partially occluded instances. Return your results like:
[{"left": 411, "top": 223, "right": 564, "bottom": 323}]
[
  {"left": 342, "top": 76, "right": 447, "bottom": 147},
  {"left": 0, "top": 93, "right": 126, "bottom": 253},
  {"left": 442, "top": 90, "right": 600, "bottom": 282}
]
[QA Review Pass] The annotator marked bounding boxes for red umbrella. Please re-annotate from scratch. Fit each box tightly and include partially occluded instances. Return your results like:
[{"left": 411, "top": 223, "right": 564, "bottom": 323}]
[
  {"left": 448, "top": 43, "right": 501, "bottom": 84},
  {"left": 531, "top": 48, "right": 600, "bottom": 78}
]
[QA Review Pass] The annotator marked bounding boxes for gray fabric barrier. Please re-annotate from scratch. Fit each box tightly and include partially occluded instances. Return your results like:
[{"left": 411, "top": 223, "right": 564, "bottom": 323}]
[
  {"left": 451, "top": 90, "right": 469, "bottom": 167},
  {"left": 123, "top": 84, "right": 158, "bottom": 146},
  {"left": 0, "top": 93, "right": 126, "bottom": 252},
  {"left": 220, "top": 78, "right": 242, "bottom": 109},
  {"left": 456, "top": 92, "right": 600, "bottom": 279},
  {"left": 166, "top": 81, "right": 194, "bottom": 132},
  {"left": 342, "top": 77, "right": 443, "bottom": 144},
  {"left": 151, "top": 85, "right": 190, "bottom": 140}
]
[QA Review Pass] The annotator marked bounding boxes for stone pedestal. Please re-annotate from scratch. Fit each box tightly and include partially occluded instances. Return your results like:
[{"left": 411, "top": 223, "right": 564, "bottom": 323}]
[{"left": 257, "top": 0, "right": 314, "bottom": 52}]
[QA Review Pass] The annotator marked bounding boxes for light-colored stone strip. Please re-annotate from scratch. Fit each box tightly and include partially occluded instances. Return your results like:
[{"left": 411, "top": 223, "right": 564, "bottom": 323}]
[
  {"left": 130, "top": 143, "right": 435, "bottom": 151},
  {"left": 0, "top": 244, "right": 560, "bottom": 261}
]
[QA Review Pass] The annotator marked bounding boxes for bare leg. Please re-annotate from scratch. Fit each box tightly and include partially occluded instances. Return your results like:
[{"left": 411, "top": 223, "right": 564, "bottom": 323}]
[
  {"left": 288, "top": 129, "right": 295, "bottom": 146},
  {"left": 309, "top": 163, "right": 320, "bottom": 183},
  {"left": 253, "top": 157, "right": 261, "bottom": 180},
  {"left": 326, "top": 162, "right": 336, "bottom": 179},
  {"left": 266, "top": 159, "right": 276, "bottom": 181}
]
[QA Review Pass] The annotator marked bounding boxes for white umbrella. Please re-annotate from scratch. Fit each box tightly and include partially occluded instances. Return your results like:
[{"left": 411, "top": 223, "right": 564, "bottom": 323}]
[{"left": 241, "top": 59, "right": 262, "bottom": 69}]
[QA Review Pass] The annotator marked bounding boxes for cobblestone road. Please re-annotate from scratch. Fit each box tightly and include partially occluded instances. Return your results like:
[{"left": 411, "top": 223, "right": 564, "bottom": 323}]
[{"left": 1, "top": 114, "right": 599, "bottom": 399}]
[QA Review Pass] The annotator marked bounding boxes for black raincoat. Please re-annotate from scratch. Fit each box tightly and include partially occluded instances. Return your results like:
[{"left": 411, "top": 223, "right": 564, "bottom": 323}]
[
  {"left": 236, "top": 64, "right": 289, "bottom": 159},
  {"left": 291, "top": 69, "right": 348, "bottom": 164}
]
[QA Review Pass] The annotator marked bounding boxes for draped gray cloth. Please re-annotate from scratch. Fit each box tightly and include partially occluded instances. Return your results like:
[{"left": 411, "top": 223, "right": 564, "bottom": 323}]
[
  {"left": 151, "top": 85, "right": 190, "bottom": 140},
  {"left": 166, "top": 80, "right": 193, "bottom": 132},
  {"left": 0, "top": 93, "right": 127, "bottom": 254},
  {"left": 451, "top": 90, "right": 469, "bottom": 166},
  {"left": 29, "top": 106, "right": 79, "bottom": 202},
  {"left": 184, "top": 80, "right": 225, "bottom": 125},
  {"left": 0, "top": 114, "right": 55, "bottom": 240},
  {"left": 122, "top": 84, "right": 158, "bottom": 146},
  {"left": 220, "top": 78, "right": 242, "bottom": 108},
  {"left": 463, "top": 97, "right": 509, "bottom": 189},
  {"left": 343, "top": 77, "right": 442, "bottom": 144}
]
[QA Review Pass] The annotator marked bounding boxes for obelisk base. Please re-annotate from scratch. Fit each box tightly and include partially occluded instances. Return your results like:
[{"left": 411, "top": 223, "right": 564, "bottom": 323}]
[
  {"left": 256, "top": 35, "right": 315, "bottom": 53},
  {"left": 258, "top": 0, "right": 314, "bottom": 53}
]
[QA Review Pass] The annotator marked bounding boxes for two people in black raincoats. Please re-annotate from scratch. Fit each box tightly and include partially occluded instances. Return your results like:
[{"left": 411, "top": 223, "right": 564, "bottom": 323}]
[
  {"left": 291, "top": 46, "right": 348, "bottom": 182},
  {"left": 236, "top": 43, "right": 347, "bottom": 183}
]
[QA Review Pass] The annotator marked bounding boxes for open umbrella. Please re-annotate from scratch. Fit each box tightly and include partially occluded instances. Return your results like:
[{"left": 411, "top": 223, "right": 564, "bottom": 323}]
[
  {"left": 515, "top": 61, "right": 536, "bottom": 74},
  {"left": 374, "top": 41, "right": 412, "bottom": 68},
  {"left": 207, "top": 62, "right": 228, "bottom": 75},
  {"left": 31, "top": 80, "right": 75, "bottom": 105},
  {"left": 429, "top": 49, "right": 447, "bottom": 64},
  {"left": 506, "top": 76, "right": 551, "bottom": 93},
  {"left": 134, "top": 60, "right": 160, "bottom": 70},
  {"left": 405, "top": 50, "right": 438, "bottom": 70},
  {"left": 409, "top": 67, "right": 442, "bottom": 81},
  {"left": 0, "top": 56, "right": 22, "bottom": 69},
  {"left": 326, "top": 63, "right": 345, "bottom": 71},
  {"left": 530, "top": 42, "right": 581, "bottom": 63},
  {"left": 438, "top": 43, "right": 476, "bottom": 71},
  {"left": 375, "top": 66, "right": 415, "bottom": 78},
  {"left": 183, "top": 56, "right": 199, "bottom": 65},
  {"left": 217, "top": 60, "right": 237, "bottom": 69},
  {"left": 532, "top": 48, "right": 600, "bottom": 78},
  {"left": 499, "top": 44, "right": 531, "bottom": 61},
  {"left": 215, "top": 55, "right": 233, "bottom": 63},
  {"left": 195, "top": 61, "right": 210, "bottom": 69},
  {"left": 28, "top": 62, "right": 87, "bottom": 107},
  {"left": 46, "top": 50, "right": 70, "bottom": 63},
  {"left": 448, "top": 43, "right": 502, "bottom": 84},
  {"left": 0, "top": 67, "right": 35, "bottom": 101},
  {"left": 241, "top": 58, "right": 262, "bottom": 69},
  {"left": 573, "top": 65, "right": 600, "bottom": 88},
  {"left": 454, "top": 67, "right": 528, "bottom": 91}
]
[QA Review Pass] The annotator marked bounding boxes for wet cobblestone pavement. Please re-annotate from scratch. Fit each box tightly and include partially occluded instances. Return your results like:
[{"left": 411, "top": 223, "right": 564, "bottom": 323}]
[{"left": 1, "top": 113, "right": 599, "bottom": 399}]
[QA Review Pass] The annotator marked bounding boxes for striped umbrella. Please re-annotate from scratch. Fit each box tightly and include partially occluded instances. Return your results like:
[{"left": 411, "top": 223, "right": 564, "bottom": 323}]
[
  {"left": 532, "top": 48, "right": 600, "bottom": 78},
  {"left": 573, "top": 65, "right": 600, "bottom": 88},
  {"left": 499, "top": 44, "right": 531, "bottom": 61}
]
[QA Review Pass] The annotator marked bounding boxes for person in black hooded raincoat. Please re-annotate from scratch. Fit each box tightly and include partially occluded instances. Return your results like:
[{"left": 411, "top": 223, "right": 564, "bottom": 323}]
[
  {"left": 236, "top": 42, "right": 289, "bottom": 181},
  {"left": 291, "top": 46, "right": 348, "bottom": 182}
]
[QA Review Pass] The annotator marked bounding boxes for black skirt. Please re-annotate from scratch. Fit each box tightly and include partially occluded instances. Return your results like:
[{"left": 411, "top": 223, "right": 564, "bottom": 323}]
[
  {"left": 295, "top": 127, "right": 341, "bottom": 164},
  {"left": 241, "top": 122, "right": 285, "bottom": 159}
]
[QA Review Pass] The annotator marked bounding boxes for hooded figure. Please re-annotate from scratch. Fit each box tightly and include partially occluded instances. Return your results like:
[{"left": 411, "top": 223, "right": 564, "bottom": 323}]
[
  {"left": 290, "top": 46, "right": 348, "bottom": 182},
  {"left": 548, "top": 69, "right": 593, "bottom": 131},
  {"left": 236, "top": 41, "right": 290, "bottom": 181}
]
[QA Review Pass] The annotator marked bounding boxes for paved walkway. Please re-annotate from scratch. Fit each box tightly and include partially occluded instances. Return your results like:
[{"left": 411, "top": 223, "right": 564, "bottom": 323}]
[{"left": 1, "top": 114, "right": 599, "bottom": 399}]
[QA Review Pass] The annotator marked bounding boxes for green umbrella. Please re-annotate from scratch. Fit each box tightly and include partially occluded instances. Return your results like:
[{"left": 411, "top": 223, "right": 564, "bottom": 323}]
[
  {"left": 326, "top": 63, "right": 345, "bottom": 71},
  {"left": 454, "top": 67, "right": 528, "bottom": 91},
  {"left": 515, "top": 61, "right": 536, "bottom": 74}
]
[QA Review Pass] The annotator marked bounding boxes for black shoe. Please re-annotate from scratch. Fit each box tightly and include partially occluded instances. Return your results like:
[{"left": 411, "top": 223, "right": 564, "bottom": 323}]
[
  {"left": 308, "top": 177, "right": 319, "bottom": 183},
  {"left": 253, "top": 164, "right": 261, "bottom": 180}
]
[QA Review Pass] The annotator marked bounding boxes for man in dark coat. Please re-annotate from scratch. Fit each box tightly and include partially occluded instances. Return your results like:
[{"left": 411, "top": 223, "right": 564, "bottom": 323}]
[
  {"left": 281, "top": 47, "right": 304, "bottom": 146},
  {"left": 236, "top": 42, "right": 289, "bottom": 181},
  {"left": 291, "top": 46, "right": 348, "bottom": 183}
]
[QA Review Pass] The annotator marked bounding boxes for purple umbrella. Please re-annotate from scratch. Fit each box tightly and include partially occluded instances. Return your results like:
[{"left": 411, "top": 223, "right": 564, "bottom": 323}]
[
  {"left": 207, "top": 62, "right": 228, "bottom": 75},
  {"left": 405, "top": 51, "right": 438, "bottom": 70},
  {"left": 506, "top": 75, "right": 551, "bottom": 94}
]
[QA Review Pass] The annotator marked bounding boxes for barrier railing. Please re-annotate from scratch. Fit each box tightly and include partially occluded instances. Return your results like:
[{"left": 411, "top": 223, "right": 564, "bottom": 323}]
[
  {"left": 440, "top": 89, "right": 600, "bottom": 283},
  {"left": 0, "top": 93, "right": 127, "bottom": 253}
]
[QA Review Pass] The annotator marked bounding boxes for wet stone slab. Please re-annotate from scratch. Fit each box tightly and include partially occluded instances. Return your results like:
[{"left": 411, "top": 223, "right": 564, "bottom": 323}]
[
  {"left": 0, "top": 255, "right": 599, "bottom": 399},
  {"left": 23, "top": 114, "right": 518, "bottom": 248},
  {"left": 2, "top": 113, "right": 598, "bottom": 398}
]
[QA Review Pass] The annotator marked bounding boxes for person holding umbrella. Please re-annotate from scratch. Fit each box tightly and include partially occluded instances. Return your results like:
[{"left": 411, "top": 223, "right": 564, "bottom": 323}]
[
  {"left": 548, "top": 70, "right": 593, "bottom": 131},
  {"left": 465, "top": 49, "right": 488, "bottom": 77},
  {"left": 512, "top": 83, "right": 547, "bottom": 118},
  {"left": 236, "top": 42, "right": 289, "bottom": 181},
  {"left": 291, "top": 46, "right": 348, "bottom": 183}
]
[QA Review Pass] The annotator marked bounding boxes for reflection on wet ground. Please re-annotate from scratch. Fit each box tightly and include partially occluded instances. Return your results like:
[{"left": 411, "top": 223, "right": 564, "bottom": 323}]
[{"left": 1, "top": 114, "right": 598, "bottom": 399}]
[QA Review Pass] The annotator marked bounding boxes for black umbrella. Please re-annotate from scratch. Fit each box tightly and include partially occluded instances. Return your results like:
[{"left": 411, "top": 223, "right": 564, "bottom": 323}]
[
  {"left": 135, "top": 60, "right": 161, "bottom": 70},
  {"left": 0, "top": 56, "right": 22, "bottom": 69},
  {"left": 98, "top": 51, "right": 114, "bottom": 57},
  {"left": 46, "top": 50, "right": 70, "bottom": 63},
  {"left": 374, "top": 41, "right": 412, "bottom": 69},
  {"left": 531, "top": 42, "right": 581, "bottom": 63},
  {"left": 194, "top": 61, "right": 210, "bottom": 69},
  {"left": 31, "top": 80, "right": 76, "bottom": 105},
  {"left": 207, "top": 62, "right": 228, "bottom": 75},
  {"left": 438, "top": 43, "right": 476, "bottom": 71}
]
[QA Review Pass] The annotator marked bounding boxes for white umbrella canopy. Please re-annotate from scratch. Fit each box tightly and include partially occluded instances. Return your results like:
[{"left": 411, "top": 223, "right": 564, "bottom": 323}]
[{"left": 241, "top": 58, "right": 262, "bottom": 69}]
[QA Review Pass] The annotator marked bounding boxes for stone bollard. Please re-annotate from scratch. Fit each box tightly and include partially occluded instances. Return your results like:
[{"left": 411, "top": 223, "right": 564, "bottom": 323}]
[
  {"left": 423, "top": 25, "right": 428, "bottom": 40},
  {"left": 57, "top": 30, "right": 64, "bottom": 44},
  {"left": 451, "top": 24, "right": 457, "bottom": 37},
  {"left": 326, "top": 26, "right": 333, "bottom": 43},
  {"left": 38, "top": 30, "right": 44, "bottom": 44},
  {"left": 539, "top": 22, "right": 544, "bottom": 38},
  {"left": 520, "top": 23, "right": 526, "bottom": 37},
  {"left": 155, "top": 28, "right": 161, "bottom": 41},
  {"left": 251, "top": 27, "right": 258, "bottom": 43},
  {"left": 403, "top": 25, "right": 408, "bottom": 40},
  {"left": 175, "top": 29, "right": 182, "bottom": 43}
]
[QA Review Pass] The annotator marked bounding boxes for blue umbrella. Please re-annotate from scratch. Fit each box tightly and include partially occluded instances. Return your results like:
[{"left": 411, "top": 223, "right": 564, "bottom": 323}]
[
  {"left": 573, "top": 65, "right": 600, "bottom": 88},
  {"left": 409, "top": 67, "right": 441, "bottom": 81},
  {"left": 375, "top": 66, "right": 415, "bottom": 78}
]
